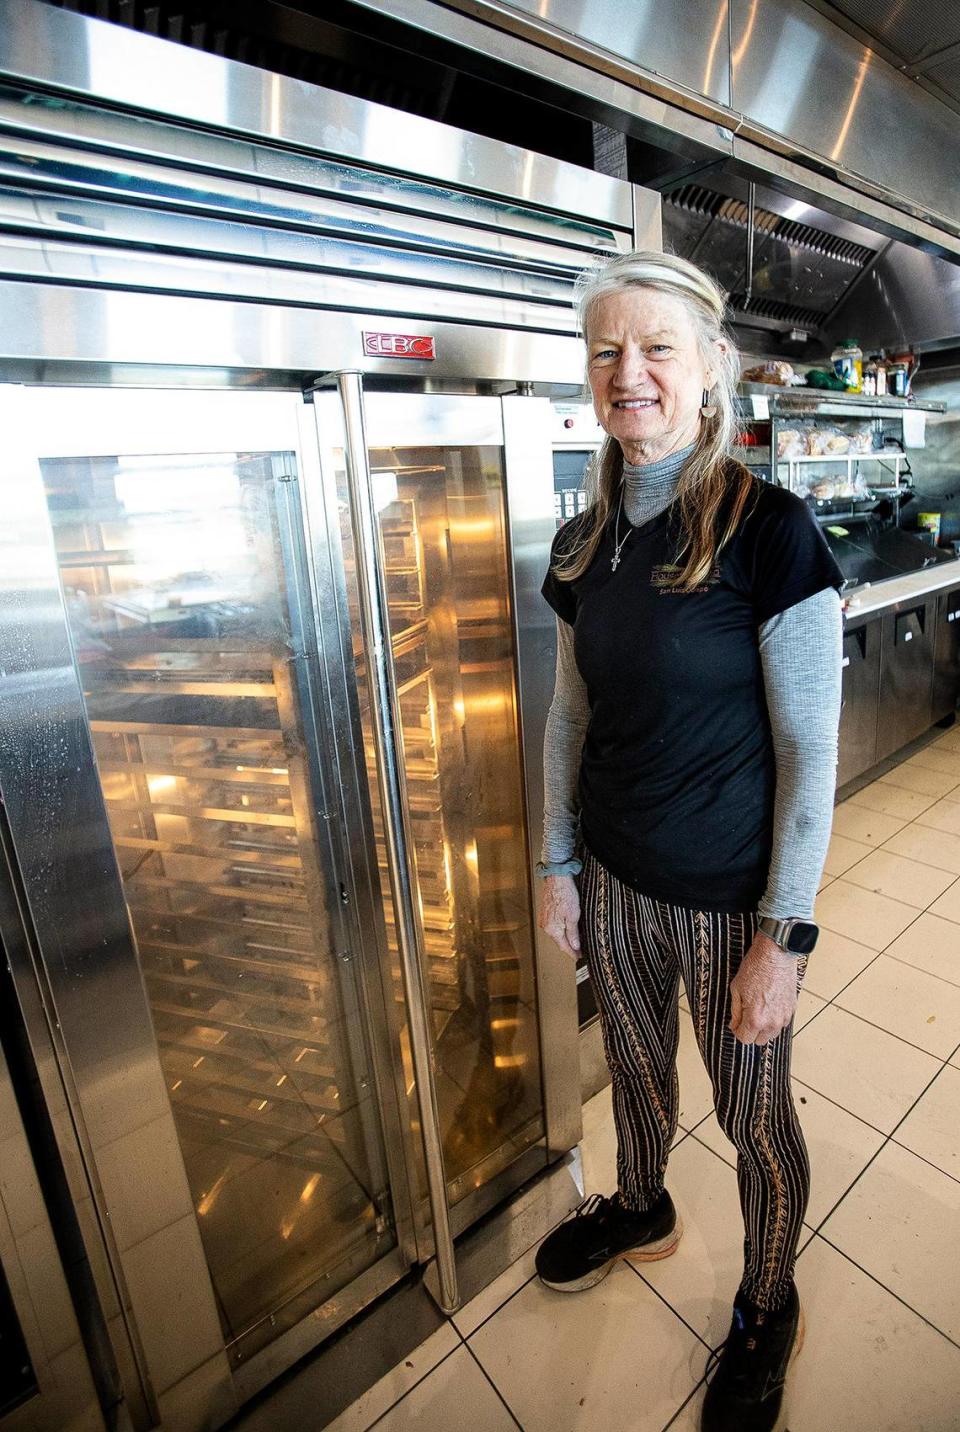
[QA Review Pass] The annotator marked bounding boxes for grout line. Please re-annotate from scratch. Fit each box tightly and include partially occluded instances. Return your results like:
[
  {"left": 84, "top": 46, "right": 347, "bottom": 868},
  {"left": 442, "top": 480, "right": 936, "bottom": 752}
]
[
  {"left": 797, "top": 986, "right": 947, "bottom": 1064},
  {"left": 791, "top": 1075, "right": 887, "bottom": 1137},
  {"left": 659, "top": 1374, "right": 708, "bottom": 1431},
  {"left": 363, "top": 1341, "right": 465, "bottom": 1432},
  {"left": 809, "top": 1231, "right": 960, "bottom": 1353},
  {"left": 884, "top": 946, "right": 960, "bottom": 991},
  {"left": 888, "top": 1126, "right": 960, "bottom": 1191},
  {"left": 805, "top": 1046, "right": 952, "bottom": 1238},
  {"left": 460, "top": 1269, "right": 538, "bottom": 1341},
  {"left": 463, "top": 1340, "right": 524, "bottom": 1430},
  {"left": 625, "top": 1258, "right": 714, "bottom": 1352}
]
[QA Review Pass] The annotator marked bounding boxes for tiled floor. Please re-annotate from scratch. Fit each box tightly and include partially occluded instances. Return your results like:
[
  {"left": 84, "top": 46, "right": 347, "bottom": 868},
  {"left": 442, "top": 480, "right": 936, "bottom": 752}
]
[{"left": 258, "top": 731, "right": 960, "bottom": 1431}]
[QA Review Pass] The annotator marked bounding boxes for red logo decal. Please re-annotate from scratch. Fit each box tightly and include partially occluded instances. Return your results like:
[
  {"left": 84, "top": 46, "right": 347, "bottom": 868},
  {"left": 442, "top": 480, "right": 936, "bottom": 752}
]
[{"left": 363, "top": 331, "right": 436, "bottom": 360}]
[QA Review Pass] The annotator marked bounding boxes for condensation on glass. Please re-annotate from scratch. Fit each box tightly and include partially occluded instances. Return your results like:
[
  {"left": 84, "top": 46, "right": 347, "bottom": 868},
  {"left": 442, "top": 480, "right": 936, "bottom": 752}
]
[
  {"left": 332, "top": 412, "right": 545, "bottom": 1205},
  {"left": 41, "top": 435, "right": 395, "bottom": 1353}
]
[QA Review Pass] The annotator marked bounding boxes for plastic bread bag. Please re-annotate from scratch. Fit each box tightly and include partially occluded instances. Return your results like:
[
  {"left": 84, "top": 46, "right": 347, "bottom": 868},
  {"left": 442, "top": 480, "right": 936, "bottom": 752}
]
[
  {"left": 776, "top": 427, "right": 806, "bottom": 458},
  {"left": 806, "top": 428, "right": 850, "bottom": 456}
]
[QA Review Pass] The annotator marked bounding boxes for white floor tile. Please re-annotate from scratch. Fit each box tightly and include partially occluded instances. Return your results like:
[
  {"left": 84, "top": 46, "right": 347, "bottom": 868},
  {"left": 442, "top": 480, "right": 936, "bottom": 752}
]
[
  {"left": 795, "top": 987, "right": 827, "bottom": 1031},
  {"left": 929, "top": 879, "right": 960, "bottom": 924},
  {"left": 840, "top": 847, "right": 956, "bottom": 910},
  {"left": 794, "top": 1083, "right": 886, "bottom": 1227},
  {"left": 791, "top": 1004, "right": 940, "bottom": 1133},
  {"left": 788, "top": 1235, "right": 960, "bottom": 1431},
  {"left": 884, "top": 911, "right": 960, "bottom": 988},
  {"left": 879, "top": 764, "right": 960, "bottom": 798},
  {"left": 834, "top": 954, "right": 960, "bottom": 1059},
  {"left": 323, "top": 1325, "right": 462, "bottom": 1432},
  {"left": 370, "top": 1344, "right": 515, "bottom": 1432},
  {"left": 915, "top": 798, "right": 960, "bottom": 837},
  {"left": 822, "top": 830, "right": 874, "bottom": 876},
  {"left": 802, "top": 927, "right": 879, "bottom": 1000},
  {"left": 815, "top": 879, "right": 918, "bottom": 950},
  {"left": 468, "top": 1258, "right": 703, "bottom": 1432},
  {"left": 905, "top": 745, "right": 960, "bottom": 777},
  {"left": 894, "top": 1064, "right": 960, "bottom": 1184},
  {"left": 831, "top": 804, "right": 907, "bottom": 848},
  {"left": 847, "top": 781, "right": 939, "bottom": 819},
  {"left": 692, "top": 1079, "right": 885, "bottom": 1231},
  {"left": 628, "top": 1136, "right": 755, "bottom": 1349},
  {"left": 578, "top": 1083, "right": 618, "bottom": 1200},
  {"left": 883, "top": 822, "right": 960, "bottom": 875},
  {"left": 676, "top": 1009, "right": 715, "bottom": 1131},
  {"left": 821, "top": 1140, "right": 960, "bottom": 1343},
  {"left": 452, "top": 1246, "right": 538, "bottom": 1341}
]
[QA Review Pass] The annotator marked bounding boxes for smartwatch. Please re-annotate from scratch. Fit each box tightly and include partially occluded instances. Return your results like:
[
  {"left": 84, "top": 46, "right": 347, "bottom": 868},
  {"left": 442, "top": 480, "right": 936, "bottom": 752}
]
[{"left": 758, "top": 916, "right": 819, "bottom": 956}]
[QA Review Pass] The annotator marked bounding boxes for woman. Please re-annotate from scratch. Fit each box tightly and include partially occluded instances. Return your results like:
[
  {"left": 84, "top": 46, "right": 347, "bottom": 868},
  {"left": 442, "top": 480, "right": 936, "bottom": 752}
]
[{"left": 535, "top": 250, "right": 843, "bottom": 1432}]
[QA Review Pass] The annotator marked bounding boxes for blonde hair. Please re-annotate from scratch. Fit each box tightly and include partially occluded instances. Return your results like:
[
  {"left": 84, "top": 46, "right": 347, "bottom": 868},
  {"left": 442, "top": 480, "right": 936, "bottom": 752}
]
[{"left": 553, "top": 250, "right": 756, "bottom": 590}]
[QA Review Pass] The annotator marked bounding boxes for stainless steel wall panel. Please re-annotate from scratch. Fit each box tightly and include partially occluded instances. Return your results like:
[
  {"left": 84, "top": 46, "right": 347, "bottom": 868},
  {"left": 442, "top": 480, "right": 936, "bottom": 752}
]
[
  {"left": 731, "top": 0, "right": 960, "bottom": 234},
  {"left": 0, "top": 281, "right": 587, "bottom": 384},
  {"left": 0, "top": 0, "right": 632, "bottom": 233}
]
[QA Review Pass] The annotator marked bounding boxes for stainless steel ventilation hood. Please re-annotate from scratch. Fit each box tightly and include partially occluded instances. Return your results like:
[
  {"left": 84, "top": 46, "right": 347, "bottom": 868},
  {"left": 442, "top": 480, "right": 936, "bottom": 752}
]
[{"left": 663, "top": 173, "right": 960, "bottom": 357}]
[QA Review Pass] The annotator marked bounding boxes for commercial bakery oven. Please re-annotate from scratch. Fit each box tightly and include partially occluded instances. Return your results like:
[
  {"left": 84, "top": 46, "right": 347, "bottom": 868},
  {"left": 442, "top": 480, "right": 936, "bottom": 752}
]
[{"left": 0, "top": 10, "right": 663, "bottom": 1422}]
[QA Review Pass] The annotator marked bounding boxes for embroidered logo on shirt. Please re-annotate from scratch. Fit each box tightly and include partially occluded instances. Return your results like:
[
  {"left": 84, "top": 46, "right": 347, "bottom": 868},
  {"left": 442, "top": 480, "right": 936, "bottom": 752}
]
[{"left": 650, "top": 561, "right": 721, "bottom": 595}]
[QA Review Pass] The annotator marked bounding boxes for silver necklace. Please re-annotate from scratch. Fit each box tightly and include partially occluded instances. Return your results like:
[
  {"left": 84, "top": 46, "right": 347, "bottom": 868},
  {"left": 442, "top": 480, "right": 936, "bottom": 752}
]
[{"left": 610, "top": 486, "right": 631, "bottom": 572}]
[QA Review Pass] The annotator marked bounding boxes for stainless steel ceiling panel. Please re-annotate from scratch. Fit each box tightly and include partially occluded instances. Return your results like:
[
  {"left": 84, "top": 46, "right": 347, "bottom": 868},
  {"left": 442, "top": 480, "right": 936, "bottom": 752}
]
[
  {"left": 0, "top": 0, "right": 632, "bottom": 231},
  {"left": 732, "top": 0, "right": 960, "bottom": 232},
  {"left": 821, "top": 0, "right": 953, "bottom": 65},
  {"left": 447, "top": 0, "right": 733, "bottom": 106}
]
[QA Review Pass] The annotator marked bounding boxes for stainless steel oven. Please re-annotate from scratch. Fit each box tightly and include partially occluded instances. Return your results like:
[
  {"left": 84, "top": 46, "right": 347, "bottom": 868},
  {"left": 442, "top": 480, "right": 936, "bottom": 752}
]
[{"left": 0, "top": 4, "right": 659, "bottom": 1424}]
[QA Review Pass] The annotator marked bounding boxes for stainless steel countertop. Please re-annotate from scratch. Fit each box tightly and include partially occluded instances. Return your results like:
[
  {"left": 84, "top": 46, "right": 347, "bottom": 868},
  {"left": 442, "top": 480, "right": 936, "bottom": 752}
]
[{"left": 842, "top": 557, "right": 960, "bottom": 622}]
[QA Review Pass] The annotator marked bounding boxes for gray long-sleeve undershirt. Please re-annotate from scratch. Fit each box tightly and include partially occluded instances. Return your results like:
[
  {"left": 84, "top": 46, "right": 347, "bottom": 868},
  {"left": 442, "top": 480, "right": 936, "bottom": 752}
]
[{"left": 541, "top": 449, "right": 842, "bottom": 920}]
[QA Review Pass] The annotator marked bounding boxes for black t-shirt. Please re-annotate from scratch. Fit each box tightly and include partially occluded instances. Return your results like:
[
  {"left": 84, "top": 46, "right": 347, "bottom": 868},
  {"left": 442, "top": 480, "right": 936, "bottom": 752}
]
[{"left": 541, "top": 474, "right": 844, "bottom": 912}]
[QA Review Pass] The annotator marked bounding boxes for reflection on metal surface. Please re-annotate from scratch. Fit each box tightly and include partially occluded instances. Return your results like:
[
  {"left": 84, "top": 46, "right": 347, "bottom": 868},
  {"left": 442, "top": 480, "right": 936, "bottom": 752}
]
[
  {"left": 335, "top": 373, "right": 457, "bottom": 1313},
  {"left": 731, "top": 0, "right": 960, "bottom": 233},
  {"left": 329, "top": 394, "right": 547, "bottom": 1209},
  {"left": 0, "top": 0, "right": 632, "bottom": 229},
  {"left": 37, "top": 395, "right": 399, "bottom": 1360}
]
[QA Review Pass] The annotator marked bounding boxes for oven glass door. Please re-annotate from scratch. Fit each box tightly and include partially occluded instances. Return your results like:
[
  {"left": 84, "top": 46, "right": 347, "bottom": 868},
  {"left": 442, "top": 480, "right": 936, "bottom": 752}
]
[
  {"left": 315, "top": 392, "right": 547, "bottom": 1213},
  {"left": 30, "top": 388, "right": 406, "bottom": 1363}
]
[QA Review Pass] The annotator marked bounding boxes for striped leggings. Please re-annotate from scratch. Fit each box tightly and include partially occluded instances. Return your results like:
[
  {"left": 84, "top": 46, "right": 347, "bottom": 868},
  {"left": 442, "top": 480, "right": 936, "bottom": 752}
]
[{"left": 579, "top": 849, "right": 810, "bottom": 1312}]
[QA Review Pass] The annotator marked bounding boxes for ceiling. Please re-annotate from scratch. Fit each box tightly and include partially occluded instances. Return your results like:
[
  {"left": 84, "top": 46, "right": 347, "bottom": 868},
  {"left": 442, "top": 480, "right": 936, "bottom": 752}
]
[{"left": 817, "top": 0, "right": 960, "bottom": 117}]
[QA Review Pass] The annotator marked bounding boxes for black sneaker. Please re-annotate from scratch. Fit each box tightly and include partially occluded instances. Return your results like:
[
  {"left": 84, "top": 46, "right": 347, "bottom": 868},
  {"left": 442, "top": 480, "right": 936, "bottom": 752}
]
[
  {"left": 700, "top": 1282, "right": 805, "bottom": 1432},
  {"left": 535, "top": 1190, "right": 682, "bottom": 1293}
]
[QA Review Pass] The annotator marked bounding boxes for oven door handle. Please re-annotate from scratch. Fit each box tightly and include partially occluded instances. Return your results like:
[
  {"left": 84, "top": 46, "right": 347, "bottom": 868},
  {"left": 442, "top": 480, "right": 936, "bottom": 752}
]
[{"left": 336, "top": 370, "right": 459, "bottom": 1315}]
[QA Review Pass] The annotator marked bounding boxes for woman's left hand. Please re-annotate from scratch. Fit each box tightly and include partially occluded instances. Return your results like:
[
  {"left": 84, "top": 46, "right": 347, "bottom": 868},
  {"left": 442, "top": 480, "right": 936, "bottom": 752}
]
[{"left": 729, "top": 932, "right": 802, "bottom": 1046}]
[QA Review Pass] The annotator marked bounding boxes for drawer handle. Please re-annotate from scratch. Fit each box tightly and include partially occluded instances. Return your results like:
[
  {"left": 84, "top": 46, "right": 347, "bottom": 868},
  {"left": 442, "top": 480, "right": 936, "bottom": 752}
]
[
  {"left": 841, "top": 656, "right": 851, "bottom": 667},
  {"left": 904, "top": 630, "right": 913, "bottom": 641}
]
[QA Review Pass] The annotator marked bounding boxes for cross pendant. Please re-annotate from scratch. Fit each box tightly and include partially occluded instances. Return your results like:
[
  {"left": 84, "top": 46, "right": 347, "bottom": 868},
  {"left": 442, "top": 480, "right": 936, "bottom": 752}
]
[{"left": 611, "top": 552, "right": 621, "bottom": 572}]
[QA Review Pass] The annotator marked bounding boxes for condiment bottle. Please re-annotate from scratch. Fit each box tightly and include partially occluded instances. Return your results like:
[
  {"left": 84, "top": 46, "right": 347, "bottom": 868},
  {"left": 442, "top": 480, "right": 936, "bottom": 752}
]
[
  {"left": 874, "top": 353, "right": 887, "bottom": 396},
  {"left": 862, "top": 359, "right": 877, "bottom": 397},
  {"left": 832, "top": 339, "right": 863, "bottom": 392}
]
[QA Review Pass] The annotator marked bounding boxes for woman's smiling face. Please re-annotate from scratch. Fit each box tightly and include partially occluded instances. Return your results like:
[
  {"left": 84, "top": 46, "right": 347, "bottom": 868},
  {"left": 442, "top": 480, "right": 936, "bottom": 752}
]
[{"left": 585, "top": 287, "right": 716, "bottom": 463}]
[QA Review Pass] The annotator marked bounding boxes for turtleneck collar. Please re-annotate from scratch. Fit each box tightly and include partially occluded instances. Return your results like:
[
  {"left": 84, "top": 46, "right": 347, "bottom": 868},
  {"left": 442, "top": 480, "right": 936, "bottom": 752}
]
[{"left": 619, "top": 442, "right": 695, "bottom": 529}]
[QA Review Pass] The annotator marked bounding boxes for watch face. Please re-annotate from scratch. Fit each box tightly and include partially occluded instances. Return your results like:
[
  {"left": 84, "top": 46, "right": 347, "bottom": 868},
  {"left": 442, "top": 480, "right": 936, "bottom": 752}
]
[{"left": 788, "top": 921, "right": 819, "bottom": 955}]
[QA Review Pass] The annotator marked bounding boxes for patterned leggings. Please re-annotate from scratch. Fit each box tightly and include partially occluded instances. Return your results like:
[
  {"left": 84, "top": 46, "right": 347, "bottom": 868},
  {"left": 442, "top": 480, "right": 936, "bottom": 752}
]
[{"left": 579, "top": 849, "right": 810, "bottom": 1312}]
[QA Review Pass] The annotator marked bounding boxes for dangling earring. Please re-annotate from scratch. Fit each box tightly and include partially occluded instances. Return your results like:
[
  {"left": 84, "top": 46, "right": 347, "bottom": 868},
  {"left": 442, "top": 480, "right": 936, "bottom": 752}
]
[{"left": 700, "top": 386, "right": 718, "bottom": 419}]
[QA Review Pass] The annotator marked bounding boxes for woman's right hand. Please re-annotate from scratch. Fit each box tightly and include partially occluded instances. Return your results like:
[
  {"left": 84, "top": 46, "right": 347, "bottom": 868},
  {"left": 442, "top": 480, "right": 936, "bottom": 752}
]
[{"left": 538, "top": 874, "right": 582, "bottom": 960}]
